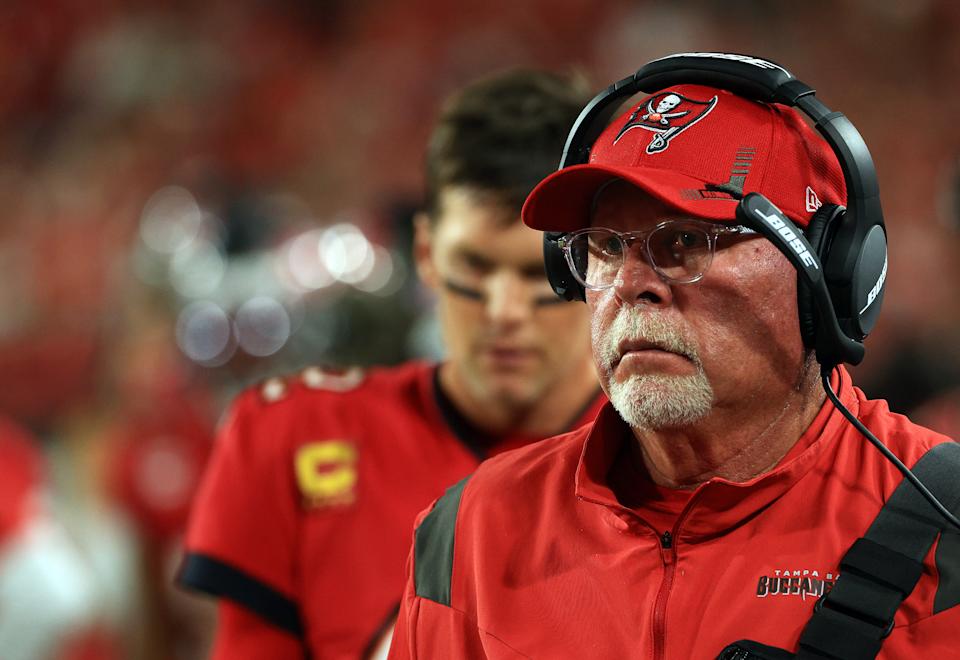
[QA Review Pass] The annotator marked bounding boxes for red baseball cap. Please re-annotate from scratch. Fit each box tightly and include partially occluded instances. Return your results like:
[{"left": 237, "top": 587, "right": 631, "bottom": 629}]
[{"left": 522, "top": 84, "right": 846, "bottom": 232}]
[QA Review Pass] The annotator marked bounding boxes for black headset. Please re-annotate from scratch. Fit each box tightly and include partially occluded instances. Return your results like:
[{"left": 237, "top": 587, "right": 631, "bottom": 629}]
[{"left": 543, "top": 52, "right": 888, "bottom": 371}]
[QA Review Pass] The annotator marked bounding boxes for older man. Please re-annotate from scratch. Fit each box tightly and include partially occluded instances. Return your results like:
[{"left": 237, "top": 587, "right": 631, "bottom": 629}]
[{"left": 389, "top": 55, "right": 959, "bottom": 659}]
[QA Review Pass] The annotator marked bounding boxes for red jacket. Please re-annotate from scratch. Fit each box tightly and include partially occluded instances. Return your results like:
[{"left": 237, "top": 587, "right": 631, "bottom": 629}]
[
  {"left": 390, "top": 368, "right": 959, "bottom": 659},
  {"left": 179, "top": 362, "right": 604, "bottom": 659}
]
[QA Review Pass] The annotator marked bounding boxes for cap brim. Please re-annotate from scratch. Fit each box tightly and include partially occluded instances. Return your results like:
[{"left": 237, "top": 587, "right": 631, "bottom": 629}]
[{"left": 521, "top": 163, "right": 741, "bottom": 232}]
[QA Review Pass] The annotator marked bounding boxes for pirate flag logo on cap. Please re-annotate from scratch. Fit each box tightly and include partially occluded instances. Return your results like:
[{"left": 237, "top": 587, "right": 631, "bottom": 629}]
[{"left": 614, "top": 91, "right": 718, "bottom": 154}]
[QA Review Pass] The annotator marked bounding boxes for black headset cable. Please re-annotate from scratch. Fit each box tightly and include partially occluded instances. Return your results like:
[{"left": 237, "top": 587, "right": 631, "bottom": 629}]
[{"left": 822, "top": 367, "right": 960, "bottom": 531}]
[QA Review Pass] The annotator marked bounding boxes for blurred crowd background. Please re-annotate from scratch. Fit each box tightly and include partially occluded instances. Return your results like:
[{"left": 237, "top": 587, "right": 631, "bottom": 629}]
[{"left": 1, "top": 1, "right": 959, "bottom": 658}]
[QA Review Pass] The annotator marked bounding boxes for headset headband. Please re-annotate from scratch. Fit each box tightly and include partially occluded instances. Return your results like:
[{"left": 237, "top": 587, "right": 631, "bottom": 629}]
[{"left": 560, "top": 52, "right": 884, "bottom": 282}]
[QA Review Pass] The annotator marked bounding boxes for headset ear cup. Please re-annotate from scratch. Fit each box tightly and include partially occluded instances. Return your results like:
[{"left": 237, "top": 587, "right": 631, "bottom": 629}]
[
  {"left": 797, "top": 204, "right": 844, "bottom": 349},
  {"left": 543, "top": 233, "right": 585, "bottom": 302}
]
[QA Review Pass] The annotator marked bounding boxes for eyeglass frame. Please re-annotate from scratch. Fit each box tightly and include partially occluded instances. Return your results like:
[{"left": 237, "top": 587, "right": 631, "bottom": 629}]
[{"left": 556, "top": 219, "right": 759, "bottom": 290}]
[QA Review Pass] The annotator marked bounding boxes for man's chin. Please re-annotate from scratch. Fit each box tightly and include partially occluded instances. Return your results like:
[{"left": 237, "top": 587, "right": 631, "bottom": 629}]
[
  {"left": 473, "top": 371, "right": 543, "bottom": 409},
  {"left": 608, "top": 373, "right": 714, "bottom": 430},
  {"left": 610, "top": 370, "right": 685, "bottom": 393}
]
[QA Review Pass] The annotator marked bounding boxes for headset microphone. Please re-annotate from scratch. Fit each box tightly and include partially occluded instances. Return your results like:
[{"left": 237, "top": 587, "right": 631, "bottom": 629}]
[
  {"left": 735, "top": 193, "right": 864, "bottom": 369},
  {"left": 736, "top": 192, "right": 960, "bottom": 531}
]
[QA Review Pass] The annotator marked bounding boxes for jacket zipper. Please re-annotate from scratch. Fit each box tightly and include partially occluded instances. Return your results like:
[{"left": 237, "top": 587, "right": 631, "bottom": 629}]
[{"left": 652, "top": 530, "right": 676, "bottom": 660}]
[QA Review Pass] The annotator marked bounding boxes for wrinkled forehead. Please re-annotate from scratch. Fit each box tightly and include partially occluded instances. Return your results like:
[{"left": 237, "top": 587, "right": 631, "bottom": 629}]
[{"left": 589, "top": 178, "right": 701, "bottom": 231}]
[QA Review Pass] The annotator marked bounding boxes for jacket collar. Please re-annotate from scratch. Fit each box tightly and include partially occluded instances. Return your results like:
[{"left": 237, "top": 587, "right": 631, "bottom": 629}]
[{"left": 574, "top": 367, "right": 859, "bottom": 541}]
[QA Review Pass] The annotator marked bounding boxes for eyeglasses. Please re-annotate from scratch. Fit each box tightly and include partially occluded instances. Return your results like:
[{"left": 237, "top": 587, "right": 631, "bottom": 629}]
[{"left": 557, "top": 220, "right": 757, "bottom": 290}]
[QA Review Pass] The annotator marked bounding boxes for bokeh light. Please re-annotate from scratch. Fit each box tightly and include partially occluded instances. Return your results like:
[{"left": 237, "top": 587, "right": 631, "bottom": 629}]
[
  {"left": 175, "top": 301, "right": 235, "bottom": 366},
  {"left": 169, "top": 238, "right": 227, "bottom": 299},
  {"left": 284, "top": 229, "right": 334, "bottom": 291},
  {"left": 354, "top": 246, "right": 405, "bottom": 296},
  {"left": 139, "top": 187, "right": 204, "bottom": 255},
  {"left": 320, "top": 223, "right": 375, "bottom": 284},
  {"left": 234, "top": 297, "right": 291, "bottom": 357},
  {"left": 134, "top": 437, "right": 198, "bottom": 513}
]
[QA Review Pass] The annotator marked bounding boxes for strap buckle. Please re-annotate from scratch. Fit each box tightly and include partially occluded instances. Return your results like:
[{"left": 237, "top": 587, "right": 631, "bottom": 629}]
[{"left": 813, "top": 591, "right": 895, "bottom": 639}]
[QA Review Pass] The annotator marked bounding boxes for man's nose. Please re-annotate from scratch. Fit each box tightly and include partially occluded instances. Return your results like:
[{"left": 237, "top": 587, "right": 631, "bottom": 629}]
[
  {"left": 485, "top": 271, "right": 534, "bottom": 325},
  {"left": 611, "top": 246, "right": 674, "bottom": 308}
]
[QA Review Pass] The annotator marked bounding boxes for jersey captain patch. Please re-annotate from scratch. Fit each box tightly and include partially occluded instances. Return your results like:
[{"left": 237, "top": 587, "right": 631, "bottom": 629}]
[{"left": 294, "top": 440, "right": 359, "bottom": 508}]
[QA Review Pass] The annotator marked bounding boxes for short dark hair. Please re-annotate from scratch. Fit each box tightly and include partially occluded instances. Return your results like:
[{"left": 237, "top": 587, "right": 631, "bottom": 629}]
[{"left": 424, "top": 69, "right": 591, "bottom": 220}]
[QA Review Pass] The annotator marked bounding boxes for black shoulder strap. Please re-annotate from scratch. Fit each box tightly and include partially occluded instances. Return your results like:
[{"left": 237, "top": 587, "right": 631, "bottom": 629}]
[
  {"left": 719, "top": 441, "right": 960, "bottom": 660},
  {"left": 414, "top": 476, "right": 471, "bottom": 606},
  {"left": 795, "top": 441, "right": 960, "bottom": 660}
]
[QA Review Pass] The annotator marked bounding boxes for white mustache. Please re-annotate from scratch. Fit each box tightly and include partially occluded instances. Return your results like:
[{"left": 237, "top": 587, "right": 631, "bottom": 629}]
[{"left": 596, "top": 308, "right": 700, "bottom": 372}]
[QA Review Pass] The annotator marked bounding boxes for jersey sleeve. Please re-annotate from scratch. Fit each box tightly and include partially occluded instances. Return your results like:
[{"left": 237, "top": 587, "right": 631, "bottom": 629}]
[
  {"left": 391, "top": 579, "right": 523, "bottom": 660},
  {"left": 177, "top": 391, "right": 306, "bottom": 644},
  {"left": 389, "top": 513, "right": 494, "bottom": 660},
  {"left": 389, "top": 490, "right": 528, "bottom": 660},
  {"left": 208, "top": 600, "right": 306, "bottom": 660}
]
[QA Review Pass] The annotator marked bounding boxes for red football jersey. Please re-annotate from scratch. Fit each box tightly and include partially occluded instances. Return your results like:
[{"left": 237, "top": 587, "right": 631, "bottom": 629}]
[
  {"left": 390, "top": 368, "right": 960, "bottom": 659},
  {"left": 178, "top": 361, "right": 604, "bottom": 658}
]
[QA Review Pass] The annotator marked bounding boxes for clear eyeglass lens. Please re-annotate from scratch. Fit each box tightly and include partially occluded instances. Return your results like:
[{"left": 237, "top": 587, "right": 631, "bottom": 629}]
[
  {"left": 567, "top": 223, "right": 715, "bottom": 288},
  {"left": 647, "top": 223, "right": 712, "bottom": 281}
]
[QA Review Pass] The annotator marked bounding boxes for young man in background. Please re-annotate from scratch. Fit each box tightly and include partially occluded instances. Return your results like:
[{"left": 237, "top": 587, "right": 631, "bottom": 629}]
[{"left": 178, "top": 69, "right": 604, "bottom": 659}]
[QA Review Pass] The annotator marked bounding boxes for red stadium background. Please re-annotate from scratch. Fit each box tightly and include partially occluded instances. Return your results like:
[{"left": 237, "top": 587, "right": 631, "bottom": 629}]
[{"left": 1, "top": 1, "right": 959, "bottom": 658}]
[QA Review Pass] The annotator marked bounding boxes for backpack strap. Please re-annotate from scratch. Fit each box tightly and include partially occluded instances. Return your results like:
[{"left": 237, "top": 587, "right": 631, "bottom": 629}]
[
  {"left": 719, "top": 441, "right": 960, "bottom": 660},
  {"left": 795, "top": 441, "right": 960, "bottom": 660}
]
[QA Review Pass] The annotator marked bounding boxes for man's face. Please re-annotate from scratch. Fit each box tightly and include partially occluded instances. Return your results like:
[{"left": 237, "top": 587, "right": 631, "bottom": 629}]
[
  {"left": 416, "top": 187, "right": 592, "bottom": 410},
  {"left": 586, "top": 180, "right": 810, "bottom": 431}
]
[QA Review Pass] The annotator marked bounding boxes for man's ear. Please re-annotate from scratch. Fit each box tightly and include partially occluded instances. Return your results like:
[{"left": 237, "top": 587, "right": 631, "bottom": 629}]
[{"left": 413, "top": 212, "right": 439, "bottom": 291}]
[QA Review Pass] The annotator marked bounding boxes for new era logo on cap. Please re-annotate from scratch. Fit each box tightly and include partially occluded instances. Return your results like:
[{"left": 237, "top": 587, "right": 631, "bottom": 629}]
[{"left": 805, "top": 186, "right": 822, "bottom": 213}]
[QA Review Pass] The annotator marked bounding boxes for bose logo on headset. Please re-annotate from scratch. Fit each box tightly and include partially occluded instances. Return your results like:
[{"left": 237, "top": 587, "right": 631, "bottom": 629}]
[
  {"left": 752, "top": 208, "right": 819, "bottom": 269},
  {"left": 861, "top": 255, "right": 887, "bottom": 314}
]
